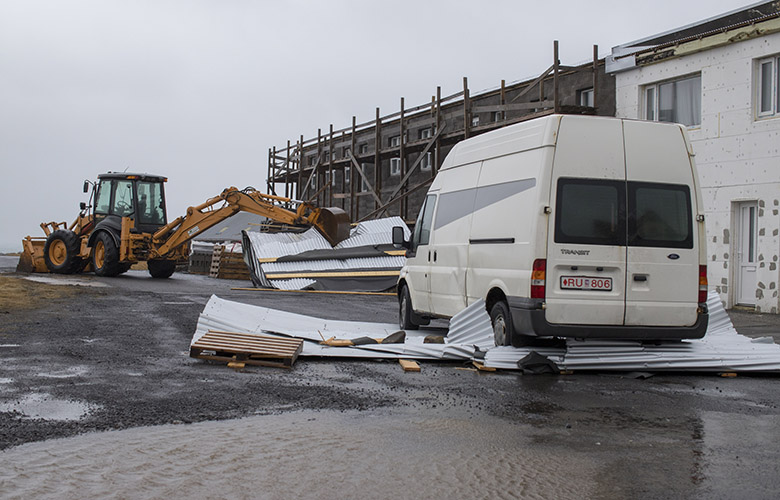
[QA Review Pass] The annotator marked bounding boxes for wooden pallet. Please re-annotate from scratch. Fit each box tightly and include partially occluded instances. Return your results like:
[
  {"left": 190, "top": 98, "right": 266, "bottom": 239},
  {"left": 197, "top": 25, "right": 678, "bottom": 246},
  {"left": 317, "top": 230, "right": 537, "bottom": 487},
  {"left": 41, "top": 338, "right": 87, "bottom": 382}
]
[
  {"left": 190, "top": 329, "right": 303, "bottom": 369},
  {"left": 217, "top": 251, "right": 251, "bottom": 280}
]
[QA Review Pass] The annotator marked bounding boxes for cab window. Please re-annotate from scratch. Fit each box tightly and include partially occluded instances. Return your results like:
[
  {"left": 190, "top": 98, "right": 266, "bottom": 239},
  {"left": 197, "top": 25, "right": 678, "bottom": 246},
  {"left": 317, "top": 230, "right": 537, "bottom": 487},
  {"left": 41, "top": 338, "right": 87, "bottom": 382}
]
[
  {"left": 136, "top": 181, "right": 166, "bottom": 225},
  {"left": 94, "top": 180, "right": 112, "bottom": 214},
  {"left": 411, "top": 194, "right": 436, "bottom": 253},
  {"left": 112, "top": 180, "right": 134, "bottom": 217}
]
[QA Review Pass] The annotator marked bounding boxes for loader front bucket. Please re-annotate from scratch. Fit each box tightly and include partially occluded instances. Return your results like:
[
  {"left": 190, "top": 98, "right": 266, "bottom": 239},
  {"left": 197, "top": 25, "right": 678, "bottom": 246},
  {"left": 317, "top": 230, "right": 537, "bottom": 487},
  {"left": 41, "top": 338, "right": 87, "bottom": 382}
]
[
  {"left": 314, "top": 207, "right": 352, "bottom": 246},
  {"left": 17, "top": 236, "right": 49, "bottom": 273}
]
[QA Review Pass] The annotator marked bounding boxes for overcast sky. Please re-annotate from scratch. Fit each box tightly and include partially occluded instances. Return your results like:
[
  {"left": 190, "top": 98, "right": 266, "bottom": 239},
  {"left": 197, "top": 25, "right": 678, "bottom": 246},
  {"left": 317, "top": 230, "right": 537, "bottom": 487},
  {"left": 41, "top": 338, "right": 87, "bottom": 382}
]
[{"left": 0, "top": 0, "right": 755, "bottom": 252}]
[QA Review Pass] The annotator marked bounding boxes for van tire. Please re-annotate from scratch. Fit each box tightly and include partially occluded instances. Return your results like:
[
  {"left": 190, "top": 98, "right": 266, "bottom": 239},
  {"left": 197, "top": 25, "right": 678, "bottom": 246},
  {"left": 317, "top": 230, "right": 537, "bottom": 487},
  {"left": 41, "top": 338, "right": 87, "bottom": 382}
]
[
  {"left": 399, "top": 285, "right": 419, "bottom": 330},
  {"left": 490, "top": 301, "right": 513, "bottom": 346}
]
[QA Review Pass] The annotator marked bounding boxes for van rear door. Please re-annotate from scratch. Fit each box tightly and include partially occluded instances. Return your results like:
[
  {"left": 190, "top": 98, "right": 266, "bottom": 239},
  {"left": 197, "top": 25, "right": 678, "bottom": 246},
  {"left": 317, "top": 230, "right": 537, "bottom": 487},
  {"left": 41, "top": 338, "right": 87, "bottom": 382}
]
[
  {"left": 623, "top": 121, "right": 699, "bottom": 326},
  {"left": 545, "top": 117, "right": 627, "bottom": 326}
]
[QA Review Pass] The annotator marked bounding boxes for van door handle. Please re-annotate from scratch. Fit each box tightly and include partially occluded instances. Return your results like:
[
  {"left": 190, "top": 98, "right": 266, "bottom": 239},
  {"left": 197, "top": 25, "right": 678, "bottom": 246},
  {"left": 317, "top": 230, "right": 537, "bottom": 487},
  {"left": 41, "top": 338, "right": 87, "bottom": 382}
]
[
  {"left": 633, "top": 275, "right": 648, "bottom": 282},
  {"left": 433, "top": 251, "right": 437, "bottom": 262},
  {"left": 428, "top": 251, "right": 431, "bottom": 262}
]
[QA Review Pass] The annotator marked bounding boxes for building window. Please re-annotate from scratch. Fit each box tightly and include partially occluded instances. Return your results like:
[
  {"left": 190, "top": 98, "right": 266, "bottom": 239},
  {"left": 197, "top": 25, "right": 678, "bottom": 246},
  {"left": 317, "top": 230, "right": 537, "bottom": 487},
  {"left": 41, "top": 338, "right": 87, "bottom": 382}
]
[
  {"left": 491, "top": 111, "right": 504, "bottom": 122},
  {"left": 578, "top": 88, "right": 594, "bottom": 107},
  {"left": 344, "top": 166, "right": 350, "bottom": 184},
  {"left": 310, "top": 174, "right": 316, "bottom": 190},
  {"left": 419, "top": 128, "right": 432, "bottom": 140},
  {"left": 420, "top": 152, "right": 432, "bottom": 171},
  {"left": 389, "top": 135, "right": 401, "bottom": 148},
  {"left": 471, "top": 115, "right": 480, "bottom": 127},
  {"left": 643, "top": 74, "right": 701, "bottom": 127},
  {"left": 757, "top": 55, "right": 780, "bottom": 118},
  {"left": 359, "top": 143, "right": 368, "bottom": 154},
  {"left": 390, "top": 158, "right": 401, "bottom": 176},
  {"left": 342, "top": 147, "right": 350, "bottom": 159},
  {"left": 323, "top": 150, "right": 330, "bottom": 162}
]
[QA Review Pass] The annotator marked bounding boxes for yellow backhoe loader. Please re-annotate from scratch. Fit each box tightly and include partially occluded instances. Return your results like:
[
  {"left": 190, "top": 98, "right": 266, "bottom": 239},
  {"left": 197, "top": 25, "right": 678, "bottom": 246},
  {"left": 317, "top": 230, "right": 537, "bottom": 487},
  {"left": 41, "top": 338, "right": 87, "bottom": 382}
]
[{"left": 18, "top": 172, "right": 350, "bottom": 279}]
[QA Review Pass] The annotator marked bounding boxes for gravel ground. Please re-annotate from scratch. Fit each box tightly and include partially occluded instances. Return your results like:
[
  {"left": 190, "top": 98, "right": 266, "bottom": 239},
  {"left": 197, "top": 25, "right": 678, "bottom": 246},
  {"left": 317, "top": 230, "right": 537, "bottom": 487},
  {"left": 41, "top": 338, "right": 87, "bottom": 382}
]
[{"left": 2, "top": 258, "right": 780, "bottom": 498}]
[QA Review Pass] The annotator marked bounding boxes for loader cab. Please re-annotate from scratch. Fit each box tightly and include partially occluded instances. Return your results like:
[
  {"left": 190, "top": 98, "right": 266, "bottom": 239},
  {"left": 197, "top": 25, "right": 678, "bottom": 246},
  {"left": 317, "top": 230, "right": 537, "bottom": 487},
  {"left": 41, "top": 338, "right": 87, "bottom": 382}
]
[{"left": 93, "top": 173, "right": 168, "bottom": 233}]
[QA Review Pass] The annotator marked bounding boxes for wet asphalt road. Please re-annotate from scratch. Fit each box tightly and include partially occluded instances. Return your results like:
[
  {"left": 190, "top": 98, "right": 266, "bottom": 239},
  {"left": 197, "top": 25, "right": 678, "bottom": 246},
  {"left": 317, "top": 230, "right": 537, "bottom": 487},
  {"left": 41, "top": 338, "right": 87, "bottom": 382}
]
[{"left": 1, "top": 255, "right": 780, "bottom": 499}]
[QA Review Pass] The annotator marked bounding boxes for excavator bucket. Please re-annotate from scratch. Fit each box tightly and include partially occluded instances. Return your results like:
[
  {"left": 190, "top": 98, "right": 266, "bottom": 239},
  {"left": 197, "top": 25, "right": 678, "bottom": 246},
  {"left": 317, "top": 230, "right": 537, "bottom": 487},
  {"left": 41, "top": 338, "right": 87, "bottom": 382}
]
[
  {"left": 314, "top": 207, "right": 352, "bottom": 246},
  {"left": 18, "top": 236, "right": 49, "bottom": 273}
]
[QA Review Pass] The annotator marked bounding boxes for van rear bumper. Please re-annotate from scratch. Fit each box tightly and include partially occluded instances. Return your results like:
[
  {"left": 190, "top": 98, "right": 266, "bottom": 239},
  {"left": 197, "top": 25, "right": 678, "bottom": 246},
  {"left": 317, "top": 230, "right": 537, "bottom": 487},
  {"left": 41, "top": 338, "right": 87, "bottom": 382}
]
[{"left": 507, "top": 297, "right": 709, "bottom": 340}]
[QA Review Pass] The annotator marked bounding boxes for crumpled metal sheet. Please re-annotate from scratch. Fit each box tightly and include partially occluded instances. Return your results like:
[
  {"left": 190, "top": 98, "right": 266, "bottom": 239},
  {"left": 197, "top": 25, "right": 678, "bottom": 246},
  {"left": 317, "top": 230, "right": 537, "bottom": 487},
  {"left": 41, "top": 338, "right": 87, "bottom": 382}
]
[
  {"left": 242, "top": 217, "right": 410, "bottom": 291},
  {"left": 192, "top": 292, "right": 780, "bottom": 373},
  {"left": 483, "top": 292, "right": 780, "bottom": 372},
  {"left": 192, "top": 294, "right": 493, "bottom": 361}
]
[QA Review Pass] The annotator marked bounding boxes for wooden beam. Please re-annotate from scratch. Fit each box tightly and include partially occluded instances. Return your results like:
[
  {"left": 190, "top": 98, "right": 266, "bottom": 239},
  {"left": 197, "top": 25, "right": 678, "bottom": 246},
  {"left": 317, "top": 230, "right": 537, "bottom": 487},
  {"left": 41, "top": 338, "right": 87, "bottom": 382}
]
[
  {"left": 553, "top": 40, "right": 560, "bottom": 113},
  {"left": 387, "top": 123, "right": 446, "bottom": 201},
  {"left": 359, "top": 176, "right": 433, "bottom": 222},
  {"left": 347, "top": 150, "right": 385, "bottom": 211},
  {"left": 463, "top": 77, "right": 471, "bottom": 139},
  {"left": 510, "top": 64, "right": 554, "bottom": 102}
]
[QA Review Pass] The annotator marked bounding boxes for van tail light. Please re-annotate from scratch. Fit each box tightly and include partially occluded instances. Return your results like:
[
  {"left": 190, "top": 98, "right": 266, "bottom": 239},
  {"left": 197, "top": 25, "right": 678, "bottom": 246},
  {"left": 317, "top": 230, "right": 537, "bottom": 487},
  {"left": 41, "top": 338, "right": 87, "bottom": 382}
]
[
  {"left": 531, "top": 259, "right": 546, "bottom": 299},
  {"left": 698, "top": 265, "right": 708, "bottom": 304}
]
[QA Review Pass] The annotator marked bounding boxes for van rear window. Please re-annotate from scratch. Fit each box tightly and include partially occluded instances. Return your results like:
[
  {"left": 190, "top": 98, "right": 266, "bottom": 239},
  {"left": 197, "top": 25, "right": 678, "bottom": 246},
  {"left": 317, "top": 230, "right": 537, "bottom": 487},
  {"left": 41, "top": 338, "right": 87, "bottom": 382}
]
[
  {"left": 555, "top": 178, "right": 693, "bottom": 249},
  {"left": 555, "top": 179, "right": 625, "bottom": 246},
  {"left": 629, "top": 182, "right": 692, "bottom": 249}
]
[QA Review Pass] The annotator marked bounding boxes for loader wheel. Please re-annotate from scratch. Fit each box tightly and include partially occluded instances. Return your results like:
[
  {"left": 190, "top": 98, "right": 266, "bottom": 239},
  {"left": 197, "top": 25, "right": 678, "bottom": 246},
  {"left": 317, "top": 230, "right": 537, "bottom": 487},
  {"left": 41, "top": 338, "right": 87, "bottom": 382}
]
[
  {"left": 92, "top": 232, "right": 122, "bottom": 277},
  {"left": 43, "top": 230, "right": 83, "bottom": 274},
  {"left": 147, "top": 260, "right": 176, "bottom": 279}
]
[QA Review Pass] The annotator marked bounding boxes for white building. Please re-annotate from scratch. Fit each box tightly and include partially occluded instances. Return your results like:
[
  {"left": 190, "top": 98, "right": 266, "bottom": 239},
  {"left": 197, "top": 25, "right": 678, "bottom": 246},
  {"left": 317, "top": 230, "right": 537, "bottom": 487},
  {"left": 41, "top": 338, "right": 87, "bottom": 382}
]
[{"left": 608, "top": 2, "right": 780, "bottom": 313}]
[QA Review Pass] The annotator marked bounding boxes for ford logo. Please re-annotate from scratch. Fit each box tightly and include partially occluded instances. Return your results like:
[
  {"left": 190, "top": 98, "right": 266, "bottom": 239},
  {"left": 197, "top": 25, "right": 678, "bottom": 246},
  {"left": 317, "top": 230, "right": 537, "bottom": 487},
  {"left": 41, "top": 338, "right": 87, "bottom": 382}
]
[{"left": 667, "top": 253, "right": 680, "bottom": 260}]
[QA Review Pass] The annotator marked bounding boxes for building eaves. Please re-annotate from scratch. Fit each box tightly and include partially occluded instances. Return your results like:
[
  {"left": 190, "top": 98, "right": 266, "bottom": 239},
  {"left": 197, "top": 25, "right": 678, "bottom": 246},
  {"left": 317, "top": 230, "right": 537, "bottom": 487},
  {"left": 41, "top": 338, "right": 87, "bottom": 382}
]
[{"left": 607, "top": 1, "right": 780, "bottom": 73}]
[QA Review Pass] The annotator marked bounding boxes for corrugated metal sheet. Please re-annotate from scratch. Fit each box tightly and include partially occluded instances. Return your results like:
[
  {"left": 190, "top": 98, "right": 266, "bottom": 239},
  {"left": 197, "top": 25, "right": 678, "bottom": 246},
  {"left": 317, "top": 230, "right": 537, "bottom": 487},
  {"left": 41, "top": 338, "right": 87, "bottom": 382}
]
[
  {"left": 270, "top": 279, "right": 317, "bottom": 290},
  {"left": 192, "top": 292, "right": 780, "bottom": 373},
  {"left": 445, "top": 299, "right": 495, "bottom": 351},
  {"left": 242, "top": 217, "right": 410, "bottom": 291},
  {"left": 244, "top": 228, "right": 330, "bottom": 261},
  {"left": 264, "top": 256, "right": 406, "bottom": 273},
  {"left": 335, "top": 216, "right": 411, "bottom": 249},
  {"left": 483, "top": 292, "right": 780, "bottom": 372}
]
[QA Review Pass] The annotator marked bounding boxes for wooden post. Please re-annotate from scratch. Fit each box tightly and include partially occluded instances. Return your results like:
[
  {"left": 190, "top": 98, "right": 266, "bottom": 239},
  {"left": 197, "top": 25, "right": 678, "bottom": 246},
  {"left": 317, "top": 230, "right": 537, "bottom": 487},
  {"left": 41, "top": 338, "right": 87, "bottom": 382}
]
[
  {"left": 298, "top": 135, "right": 304, "bottom": 200},
  {"left": 463, "top": 77, "right": 471, "bottom": 139},
  {"left": 328, "top": 124, "right": 334, "bottom": 207},
  {"left": 316, "top": 128, "right": 322, "bottom": 205},
  {"left": 350, "top": 116, "right": 356, "bottom": 220},
  {"left": 400, "top": 96, "right": 406, "bottom": 219},
  {"left": 435, "top": 86, "right": 441, "bottom": 175},
  {"left": 374, "top": 107, "right": 381, "bottom": 215},
  {"left": 267, "top": 148, "right": 272, "bottom": 194},
  {"left": 285, "top": 140, "right": 290, "bottom": 199},
  {"left": 500, "top": 79, "right": 506, "bottom": 121},
  {"left": 592, "top": 44, "right": 599, "bottom": 111},
  {"left": 553, "top": 40, "right": 560, "bottom": 113}
]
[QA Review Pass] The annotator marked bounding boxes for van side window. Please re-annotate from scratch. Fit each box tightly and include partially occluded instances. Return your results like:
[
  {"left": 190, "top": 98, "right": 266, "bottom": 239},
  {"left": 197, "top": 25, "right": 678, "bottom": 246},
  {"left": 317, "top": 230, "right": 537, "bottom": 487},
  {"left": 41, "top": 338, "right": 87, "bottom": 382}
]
[
  {"left": 628, "top": 182, "right": 692, "bottom": 249},
  {"left": 411, "top": 194, "right": 436, "bottom": 253},
  {"left": 555, "top": 178, "right": 625, "bottom": 246}
]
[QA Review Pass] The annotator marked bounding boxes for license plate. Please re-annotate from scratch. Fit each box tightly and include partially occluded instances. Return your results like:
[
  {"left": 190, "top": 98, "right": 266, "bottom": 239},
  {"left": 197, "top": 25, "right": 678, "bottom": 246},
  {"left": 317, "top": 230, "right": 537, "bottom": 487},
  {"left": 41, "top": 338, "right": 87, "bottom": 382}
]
[{"left": 560, "top": 276, "right": 613, "bottom": 291}]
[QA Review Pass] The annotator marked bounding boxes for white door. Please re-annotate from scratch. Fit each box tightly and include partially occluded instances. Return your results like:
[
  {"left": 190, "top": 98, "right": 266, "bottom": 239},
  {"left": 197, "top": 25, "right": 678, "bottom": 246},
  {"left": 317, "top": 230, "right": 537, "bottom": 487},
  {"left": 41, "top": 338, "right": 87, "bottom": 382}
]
[
  {"left": 736, "top": 202, "right": 758, "bottom": 306},
  {"left": 623, "top": 120, "right": 699, "bottom": 327}
]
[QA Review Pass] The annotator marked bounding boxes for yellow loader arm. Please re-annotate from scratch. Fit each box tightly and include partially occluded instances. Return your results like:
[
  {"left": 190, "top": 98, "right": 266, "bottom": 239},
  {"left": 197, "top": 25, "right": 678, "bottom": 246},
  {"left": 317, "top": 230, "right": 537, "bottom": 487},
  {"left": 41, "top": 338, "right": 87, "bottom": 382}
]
[{"left": 149, "top": 187, "right": 350, "bottom": 259}]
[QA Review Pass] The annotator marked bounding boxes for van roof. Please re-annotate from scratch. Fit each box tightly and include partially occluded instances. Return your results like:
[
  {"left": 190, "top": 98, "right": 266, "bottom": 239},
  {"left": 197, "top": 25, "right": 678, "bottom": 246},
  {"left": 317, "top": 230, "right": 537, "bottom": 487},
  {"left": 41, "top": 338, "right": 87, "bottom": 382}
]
[{"left": 439, "top": 115, "right": 682, "bottom": 171}]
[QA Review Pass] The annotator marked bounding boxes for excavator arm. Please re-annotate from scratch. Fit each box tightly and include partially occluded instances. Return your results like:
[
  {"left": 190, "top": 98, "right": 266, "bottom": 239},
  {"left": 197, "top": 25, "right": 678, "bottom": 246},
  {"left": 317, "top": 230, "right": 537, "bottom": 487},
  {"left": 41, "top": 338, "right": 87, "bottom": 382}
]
[{"left": 148, "top": 187, "right": 350, "bottom": 259}]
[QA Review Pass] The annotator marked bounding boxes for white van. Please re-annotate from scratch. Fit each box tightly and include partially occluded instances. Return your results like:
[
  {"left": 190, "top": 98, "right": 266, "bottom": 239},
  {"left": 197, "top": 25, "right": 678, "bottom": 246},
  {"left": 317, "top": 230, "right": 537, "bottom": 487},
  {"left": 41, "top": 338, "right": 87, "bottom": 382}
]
[{"left": 392, "top": 115, "right": 709, "bottom": 345}]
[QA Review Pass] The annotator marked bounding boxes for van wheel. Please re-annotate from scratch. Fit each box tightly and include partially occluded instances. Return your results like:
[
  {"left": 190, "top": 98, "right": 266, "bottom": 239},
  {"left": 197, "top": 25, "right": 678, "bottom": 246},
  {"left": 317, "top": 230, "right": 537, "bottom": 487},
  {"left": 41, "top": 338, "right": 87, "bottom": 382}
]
[
  {"left": 490, "top": 301, "right": 513, "bottom": 346},
  {"left": 399, "top": 285, "right": 419, "bottom": 330}
]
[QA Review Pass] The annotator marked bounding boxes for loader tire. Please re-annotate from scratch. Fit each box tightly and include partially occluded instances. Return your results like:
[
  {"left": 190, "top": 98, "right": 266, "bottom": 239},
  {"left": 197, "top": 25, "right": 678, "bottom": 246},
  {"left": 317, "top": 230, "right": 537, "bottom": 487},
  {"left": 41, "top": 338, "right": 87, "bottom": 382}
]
[
  {"left": 92, "top": 231, "right": 122, "bottom": 277},
  {"left": 43, "top": 230, "right": 83, "bottom": 274},
  {"left": 147, "top": 259, "right": 176, "bottom": 279}
]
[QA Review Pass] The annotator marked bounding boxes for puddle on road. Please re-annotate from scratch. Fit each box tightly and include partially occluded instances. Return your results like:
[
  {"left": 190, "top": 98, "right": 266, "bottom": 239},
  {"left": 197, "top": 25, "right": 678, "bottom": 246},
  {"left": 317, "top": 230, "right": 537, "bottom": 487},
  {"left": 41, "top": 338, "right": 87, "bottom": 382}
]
[
  {"left": 0, "top": 410, "right": 598, "bottom": 499},
  {"left": 0, "top": 393, "right": 95, "bottom": 421}
]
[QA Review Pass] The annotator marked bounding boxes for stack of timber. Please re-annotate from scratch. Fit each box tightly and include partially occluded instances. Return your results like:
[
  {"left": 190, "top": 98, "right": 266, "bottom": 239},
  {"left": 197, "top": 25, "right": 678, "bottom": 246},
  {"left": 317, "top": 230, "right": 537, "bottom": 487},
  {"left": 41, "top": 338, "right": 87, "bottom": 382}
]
[{"left": 216, "top": 249, "right": 251, "bottom": 281}]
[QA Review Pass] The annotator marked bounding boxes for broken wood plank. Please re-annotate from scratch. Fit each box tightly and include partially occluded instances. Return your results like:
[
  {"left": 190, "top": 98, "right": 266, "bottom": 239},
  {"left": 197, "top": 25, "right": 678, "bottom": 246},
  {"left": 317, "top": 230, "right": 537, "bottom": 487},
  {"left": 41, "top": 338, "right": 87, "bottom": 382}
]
[
  {"left": 472, "top": 361, "right": 496, "bottom": 372},
  {"left": 399, "top": 359, "right": 421, "bottom": 372}
]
